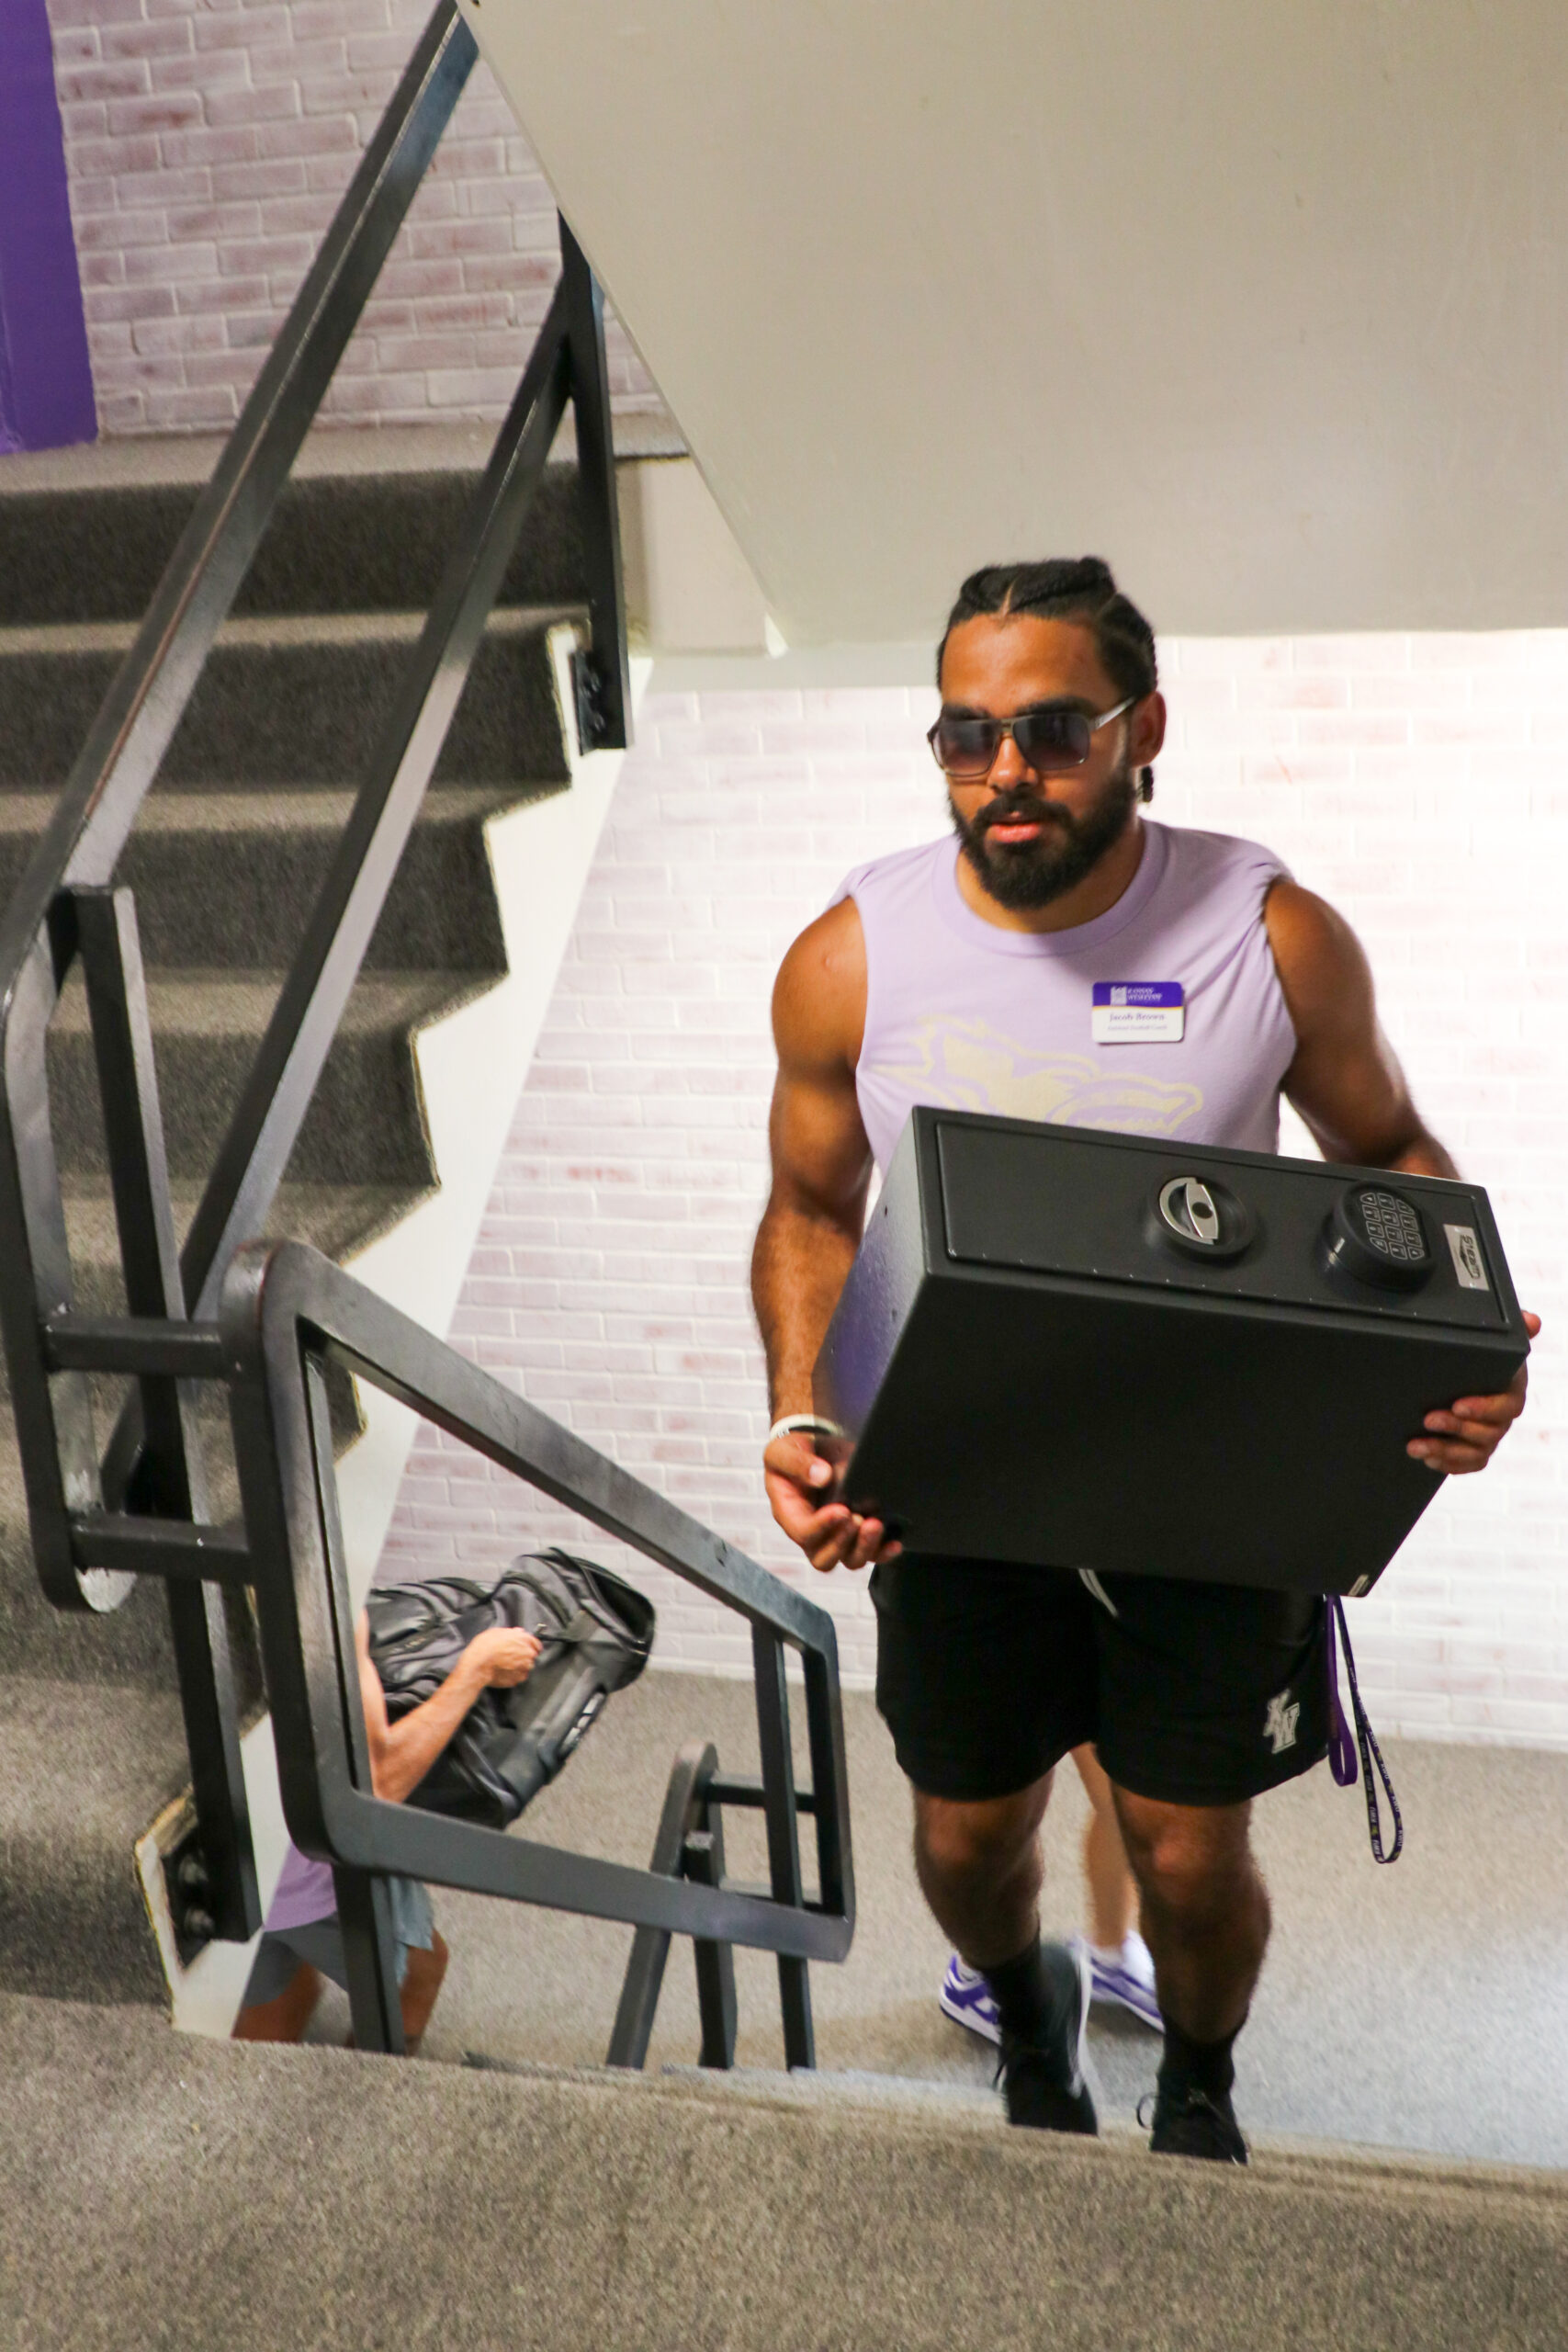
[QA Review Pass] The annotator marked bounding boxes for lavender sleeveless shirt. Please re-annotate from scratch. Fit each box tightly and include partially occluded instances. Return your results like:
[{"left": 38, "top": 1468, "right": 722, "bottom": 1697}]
[
  {"left": 830, "top": 820, "right": 1297, "bottom": 1171},
  {"left": 265, "top": 1840, "right": 337, "bottom": 1931}
]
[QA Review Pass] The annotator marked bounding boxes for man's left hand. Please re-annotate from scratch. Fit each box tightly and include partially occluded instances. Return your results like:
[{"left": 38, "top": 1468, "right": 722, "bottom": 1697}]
[{"left": 1408, "top": 1310, "right": 1540, "bottom": 1475}]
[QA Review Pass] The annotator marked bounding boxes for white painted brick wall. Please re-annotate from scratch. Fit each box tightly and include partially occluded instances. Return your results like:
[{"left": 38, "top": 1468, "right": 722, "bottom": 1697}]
[
  {"left": 381, "top": 636, "right": 1568, "bottom": 1747},
  {"left": 44, "top": 0, "right": 659, "bottom": 435}
]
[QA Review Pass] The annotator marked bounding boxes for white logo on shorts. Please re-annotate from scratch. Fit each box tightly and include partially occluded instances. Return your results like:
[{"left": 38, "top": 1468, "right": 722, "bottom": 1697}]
[{"left": 1264, "top": 1693, "right": 1301, "bottom": 1756}]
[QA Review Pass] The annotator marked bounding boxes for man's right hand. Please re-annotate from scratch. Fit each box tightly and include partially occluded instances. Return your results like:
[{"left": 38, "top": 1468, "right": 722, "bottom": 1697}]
[
  {"left": 763, "top": 1429, "right": 901, "bottom": 1574},
  {"left": 462, "top": 1627, "right": 542, "bottom": 1688}
]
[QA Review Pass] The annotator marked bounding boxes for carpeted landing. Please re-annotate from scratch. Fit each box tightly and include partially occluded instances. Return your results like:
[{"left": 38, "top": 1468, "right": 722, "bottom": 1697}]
[
  {"left": 6, "top": 1986, "right": 1568, "bottom": 2352},
  {"left": 279, "top": 1670, "right": 1568, "bottom": 2174}
]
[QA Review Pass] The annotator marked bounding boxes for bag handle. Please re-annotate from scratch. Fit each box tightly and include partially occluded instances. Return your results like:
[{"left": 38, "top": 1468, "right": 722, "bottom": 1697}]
[
  {"left": 538, "top": 1549, "right": 655, "bottom": 1650},
  {"left": 546, "top": 1608, "right": 601, "bottom": 1650}
]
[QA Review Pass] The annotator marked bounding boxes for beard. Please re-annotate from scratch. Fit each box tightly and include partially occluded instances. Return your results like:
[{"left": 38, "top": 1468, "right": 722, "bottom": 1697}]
[{"left": 949, "top": 751, "right": 1139, "bottom": 911}]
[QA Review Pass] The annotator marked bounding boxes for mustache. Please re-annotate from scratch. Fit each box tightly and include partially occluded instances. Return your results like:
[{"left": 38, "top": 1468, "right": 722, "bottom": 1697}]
[{"left": 972, "top": 794, "right": 1076, "bottom": 835}]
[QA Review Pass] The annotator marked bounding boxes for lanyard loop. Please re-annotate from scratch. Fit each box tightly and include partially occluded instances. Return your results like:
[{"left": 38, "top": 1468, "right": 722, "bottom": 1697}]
[{"left": 1325, "top": 1596, "right": 1404, "bottom": 1865}]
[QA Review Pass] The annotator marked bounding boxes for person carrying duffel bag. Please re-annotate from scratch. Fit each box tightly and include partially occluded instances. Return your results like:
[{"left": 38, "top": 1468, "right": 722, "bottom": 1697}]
[
  {"left": 235, "top": 1597, "right": 543, "bottom": 2050},
  {"left": 234, "top": 1550, "right": 653, "bottom": 2050},
  {"left": 363, "top": 1548, "right": 657, "bottom": 1827}
]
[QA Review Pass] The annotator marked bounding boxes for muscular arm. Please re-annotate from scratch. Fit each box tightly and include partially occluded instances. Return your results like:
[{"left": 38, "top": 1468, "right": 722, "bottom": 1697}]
[
  {"left": 1267, "top": 880, "right": 1454, "bottom": 1178},
  {"left": 355, "top": 1611, "right": 539, "bottom": 1804},
  {"left": 1266, "top": 879, "right": 1536, "bottom": 1471},
  {"left": 751, "top": 899, "right": 897, "bottom": 1571},
  {"left": 753, "top": 899, "right": 874, "bottom": 1416}
]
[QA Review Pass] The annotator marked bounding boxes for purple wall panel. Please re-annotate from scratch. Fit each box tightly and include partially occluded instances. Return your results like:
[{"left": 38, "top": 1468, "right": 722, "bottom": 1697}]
[{"left": 0, "top": 0, "right": 96, "bottom": 452}]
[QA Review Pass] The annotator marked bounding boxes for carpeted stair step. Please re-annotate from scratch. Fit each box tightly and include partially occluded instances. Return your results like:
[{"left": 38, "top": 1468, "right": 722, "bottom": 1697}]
[
  {"left": 0, "top": 1378, "right": 245, "bottom": 1693},
  {"left": 0, "top": 464, "right": 588, "bottom": 628},
  {"left": 4, "top": 1992, "right": 1566, "bottom": 2350},
  {"left": 0, "top": 785, "right": 544, "bottom": 974},
  {"left": 5, "top": 1174, "right": 412, "bottom": 1414},
  {"left": 0, "top": 609, "right": 573, "bottom": 791},
  {"left": 0, "top": 1477, "right": 179, "bottom": 1693},
  {"left": 0, "top": 1706, "right": 186, "bottom": 2003},
  {"left": 47, "top": 966, "right": 464, "bottom": 1187},
  {"left": 52, "top": 1176, "right": 419, "bottom": 1294}
]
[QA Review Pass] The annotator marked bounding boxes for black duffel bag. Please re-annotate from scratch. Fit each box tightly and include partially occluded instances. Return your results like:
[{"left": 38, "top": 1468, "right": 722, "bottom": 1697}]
[{"left": 364, "top": 1549, "right": 656, "bottom": 1827}]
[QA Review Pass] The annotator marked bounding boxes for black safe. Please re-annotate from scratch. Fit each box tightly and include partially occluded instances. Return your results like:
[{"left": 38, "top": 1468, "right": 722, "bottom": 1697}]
[{"left": 813, "top": 1110, "right": 1529, "bottom": 1596}]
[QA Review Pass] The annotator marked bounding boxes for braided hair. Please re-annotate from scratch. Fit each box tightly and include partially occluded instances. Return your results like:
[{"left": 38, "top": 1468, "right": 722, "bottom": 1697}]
[{"left": 935, "top": 558, "right": 1157, "bottom": 705}]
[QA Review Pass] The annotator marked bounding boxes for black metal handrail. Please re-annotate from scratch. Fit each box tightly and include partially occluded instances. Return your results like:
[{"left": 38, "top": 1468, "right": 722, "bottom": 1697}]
[
  {"left": 220, "top": 1238, "right": 853, "bottom": 2058},
  {"left": 0, "top": 0, "right": 630, "bottom": 1945}
]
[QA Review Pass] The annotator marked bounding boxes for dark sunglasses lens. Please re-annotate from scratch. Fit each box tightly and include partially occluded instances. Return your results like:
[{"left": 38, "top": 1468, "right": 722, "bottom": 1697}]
[
  {"left": 1012, "top": 710, "right": 1092, "bottom": 770},
  {"left": 931, "top": 717, "right": 999, "bottom": 776}
]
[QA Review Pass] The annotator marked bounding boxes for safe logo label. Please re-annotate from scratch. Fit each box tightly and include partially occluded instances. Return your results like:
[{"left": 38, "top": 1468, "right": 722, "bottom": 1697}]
[
  {"left": 1264, "top": 1692, "right": 1301, "bottom": 1755},
  {"left": 1444, "top": 1223, "right": 1489, "bottom": 1292}
]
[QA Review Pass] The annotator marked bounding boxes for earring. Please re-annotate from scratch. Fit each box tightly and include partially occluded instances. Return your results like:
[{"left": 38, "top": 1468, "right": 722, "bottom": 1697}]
[{"left": 1138, "top": 767, "right": 1155, "bottom": 804}]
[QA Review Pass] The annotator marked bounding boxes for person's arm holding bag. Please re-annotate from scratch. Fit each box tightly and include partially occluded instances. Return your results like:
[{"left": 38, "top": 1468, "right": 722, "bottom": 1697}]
[{"left": 355, "top": 1611, "right": 541, "bottom": 1803}]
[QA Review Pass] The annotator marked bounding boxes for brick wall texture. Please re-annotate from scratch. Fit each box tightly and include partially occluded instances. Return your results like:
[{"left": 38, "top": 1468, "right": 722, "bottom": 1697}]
[
  {"left": 44, "top": 0, "right": 659, "bottom": 435},
  {"left": 378, "top": 634, "right": 1568, "bottom": 1748}
]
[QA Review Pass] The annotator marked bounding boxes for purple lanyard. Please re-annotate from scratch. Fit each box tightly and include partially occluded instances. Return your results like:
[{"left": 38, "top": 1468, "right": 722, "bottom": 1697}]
[{"left": 1325, "top": 1596, "right": 1403, "bottom": 1865}]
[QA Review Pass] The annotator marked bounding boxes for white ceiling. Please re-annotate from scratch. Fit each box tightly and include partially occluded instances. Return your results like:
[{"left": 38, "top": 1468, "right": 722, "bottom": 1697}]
[{"left": 463, "top": 0, "right": 1568, "bottom": 645}]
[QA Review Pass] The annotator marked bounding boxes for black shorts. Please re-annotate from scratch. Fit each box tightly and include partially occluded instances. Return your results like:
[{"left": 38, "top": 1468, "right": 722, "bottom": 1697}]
[{"left": 870, "top": 1556, "right": 1328, "bottom": 1807}]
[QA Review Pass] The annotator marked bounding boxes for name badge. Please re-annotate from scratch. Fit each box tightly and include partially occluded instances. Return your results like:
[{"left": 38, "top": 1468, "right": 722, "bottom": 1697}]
[{"left": 1091, "top": 981, "right": 1185, "bottom": 1044}]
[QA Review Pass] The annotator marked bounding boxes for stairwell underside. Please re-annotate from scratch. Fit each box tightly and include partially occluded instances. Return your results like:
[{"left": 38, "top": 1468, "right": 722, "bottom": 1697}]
[{"left": 466, "top": 0, "right": 1568, "bottom": 644}]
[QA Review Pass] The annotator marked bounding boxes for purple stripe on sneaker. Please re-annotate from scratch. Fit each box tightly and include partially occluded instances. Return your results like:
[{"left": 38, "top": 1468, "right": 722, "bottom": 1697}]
[
  {"left": 1089, "top": 1958, "right": 1162, "bottom": 2026},
  {"left": 1092, "top": 1963, "right": 1151, "bottom": 2002}
]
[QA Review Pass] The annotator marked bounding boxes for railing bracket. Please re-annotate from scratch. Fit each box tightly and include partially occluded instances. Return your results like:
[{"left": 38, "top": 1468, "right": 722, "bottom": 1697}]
[
  {"left": 571, "top": 647, "right": 611, "bottom": 754},
  {"left": 162, "top": 1826, "right": 220, "bottom": 1968}
]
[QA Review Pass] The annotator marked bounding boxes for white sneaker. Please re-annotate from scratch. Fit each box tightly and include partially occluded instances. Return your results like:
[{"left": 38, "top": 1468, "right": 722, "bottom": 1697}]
[
  {"left": 1076, "top": 1930, "right": 1162, "bottom": 2030},
  {"left": 937, "top": 1953, "right": 1000, "bottom": 2044}
]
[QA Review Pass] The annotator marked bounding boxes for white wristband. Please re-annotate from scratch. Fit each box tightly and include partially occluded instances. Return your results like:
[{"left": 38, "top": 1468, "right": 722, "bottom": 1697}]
[{"left": 766, "top": 1413, "right": 846, "bottom": 1449}]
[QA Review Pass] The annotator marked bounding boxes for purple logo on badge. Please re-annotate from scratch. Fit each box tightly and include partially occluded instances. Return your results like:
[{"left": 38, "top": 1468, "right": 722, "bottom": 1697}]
[{"left": 1092, "top": 982, "right": 1184, "bottom": 1008}]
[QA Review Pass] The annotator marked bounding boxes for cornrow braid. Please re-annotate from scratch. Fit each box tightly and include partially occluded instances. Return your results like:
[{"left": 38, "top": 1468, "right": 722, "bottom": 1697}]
[{"left": 936, "top": 558, "right": 1158, "bottom": 706}]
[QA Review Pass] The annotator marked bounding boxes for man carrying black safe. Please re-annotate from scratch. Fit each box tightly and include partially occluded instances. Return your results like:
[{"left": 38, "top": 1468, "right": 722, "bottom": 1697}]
[{"left": 750, "top": 558, "right": 1535, "bottom": 2161}]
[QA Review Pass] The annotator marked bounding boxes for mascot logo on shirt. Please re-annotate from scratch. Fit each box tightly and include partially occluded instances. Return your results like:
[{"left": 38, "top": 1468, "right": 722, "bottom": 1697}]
[{"left": 874, "top": 1016, "right": 1204, "bottom": 1135}]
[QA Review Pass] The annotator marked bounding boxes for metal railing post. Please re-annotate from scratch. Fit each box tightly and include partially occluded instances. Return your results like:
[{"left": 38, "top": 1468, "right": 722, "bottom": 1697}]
[
  {"left": 335, "top": 1869, "right": 408, "bottom": 2056},
  {"left": 606, "top": 1740, "right": 718, "bottom": 2069},
  {"left": 75, "top": 886, "right": 259, "bottom": 1939},
  {"left": 685, "top": 1815, "right": 738, "bottom": 2069},
  {"left": 304, "top": 1354, "right": 405, "bottom": 2049},
  {"left": 559, "top": 217, "right": 631, "bottom": 753},
  {"left": 0, "top": 926, "right": 116, "bottom": 1612},
  {"left": 752, "top": 1623, "right": 815, "bottom": 2069}
]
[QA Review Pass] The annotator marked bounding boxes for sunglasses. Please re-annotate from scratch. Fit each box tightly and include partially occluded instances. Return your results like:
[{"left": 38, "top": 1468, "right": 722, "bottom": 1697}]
[{"left": 927, "top": 695, "right": 1134, "bottom": 781}]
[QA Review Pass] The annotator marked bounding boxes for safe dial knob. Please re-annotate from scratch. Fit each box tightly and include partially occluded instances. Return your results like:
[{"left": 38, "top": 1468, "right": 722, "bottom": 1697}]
[
  {"left": 1148, "top": 1173, "right": 1256, "bottom": 1261},
  {"left": 1323, "top": 1182, "right": 1433, "bottom": 1293}
]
